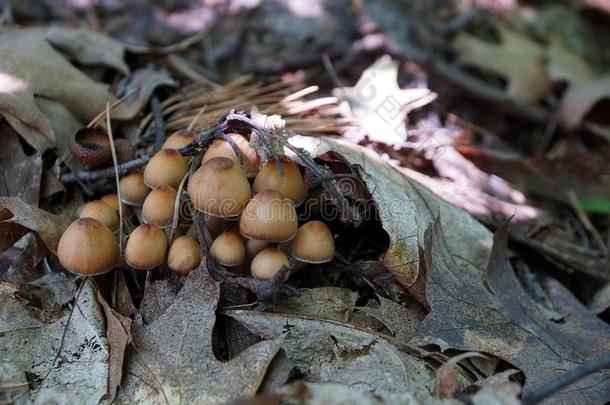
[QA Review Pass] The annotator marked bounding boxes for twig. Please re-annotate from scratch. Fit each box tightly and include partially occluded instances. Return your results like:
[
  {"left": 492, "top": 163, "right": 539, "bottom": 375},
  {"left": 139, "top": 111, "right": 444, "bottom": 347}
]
[
  {"left": 522, "top": 353, "right": 610, "bottom": 404},
  {"left": 151, "top": 95, "right": 165, "bottom": 151}
]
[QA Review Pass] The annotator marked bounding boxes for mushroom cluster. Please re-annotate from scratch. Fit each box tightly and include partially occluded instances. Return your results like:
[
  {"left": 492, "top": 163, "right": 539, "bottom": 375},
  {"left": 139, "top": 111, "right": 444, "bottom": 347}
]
[{"left": 57, "top": 129, "right": 336, "bottom": 282}]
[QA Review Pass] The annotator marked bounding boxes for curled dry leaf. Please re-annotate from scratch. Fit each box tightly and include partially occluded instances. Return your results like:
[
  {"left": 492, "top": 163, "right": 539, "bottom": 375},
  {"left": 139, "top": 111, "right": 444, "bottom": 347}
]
[
  {"left": 0, "top": 197, "right": 71, "bottom": 255},
  {"left": 273, "top": 287, "right": 358, "bottom": 323},
  {"left": 413, "top": 222, "right": 610, "bottom": 403},
  {"left": 0, "top": 27, "right": 127, "bottom": 151},
  {"left": 0, "top": 280, "right": 110, "bottom": 404},
  {"left": 116, "top": 262, "right": 284, "bottom": 404},
  {"left": 289, "top": 135, "right": 493, "bottom": 290}
]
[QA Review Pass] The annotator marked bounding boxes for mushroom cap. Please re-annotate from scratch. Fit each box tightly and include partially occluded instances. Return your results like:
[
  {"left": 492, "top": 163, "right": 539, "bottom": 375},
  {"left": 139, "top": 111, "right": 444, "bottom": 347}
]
[
  {"left": 250, "top": 247, "right": 290, "bottom": 281},
  {"left": 202, "top": 133, "right": 259, "bottom": 178},
  {"left": 187, "top": 157, "right": 251, "bottom": 218},
  {"left": 142, "top": 185, "right": 177, "bottom": 228},
  {"left": 100, "top": 194, "right": 121, "bottom": 212},
  {"left": 57, "top": 218, "right": 119, "bottom": 275},
  {"left": 119, "top": 171, "right": 150, "bottom": 206},
  {"left": 252, "top": 159, "right": 307, "bottom": 205},
  {"left": 246, "top": 239, "right": 269, "bottom": 262},
  {"left": 210, "top": 231, "right": 246, "bottom": 266},
  {"left": 289, "top": 220, "right": 335, "bottom": 263},
  {"left": 162, "top": 129, "right": 196, "bottom": 150},
  {"left": 144, "top": 149, "right": 188, "bottom": 189},
  {"left": 79, "top": 200, "right": 119, "bottom": 232},
  {"left": 125, "top": 223, "right": 168, "bottom": 270},
  {"left": 167, "top": 235, "right": 200, "bottom": 273},
  {"left": 239, "top": 190, "right": 298, "bottom": 242}
]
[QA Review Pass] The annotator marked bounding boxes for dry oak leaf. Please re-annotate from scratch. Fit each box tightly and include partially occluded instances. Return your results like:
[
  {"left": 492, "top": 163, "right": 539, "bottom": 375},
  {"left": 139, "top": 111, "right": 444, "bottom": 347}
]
[
  {"left": 412, "top": 222, "right": 610, "bottom": 404},
  {"left": 452, "top": 27, "right": 548, "bottom": 103},
  {"left": 548, "top": 40, "right": 610, "bottom": 128},
  {"left": 290, "top": 135, "right": 493, "bottom": 289},
  {"left": 115, "top": 262, "right": 284, "bottom": 404},
  {"left": 0, "top": 27, "right": 128, "bottom": 152},
  {"left": 0, "top": 197, "right": 71, "bottom": 255}
]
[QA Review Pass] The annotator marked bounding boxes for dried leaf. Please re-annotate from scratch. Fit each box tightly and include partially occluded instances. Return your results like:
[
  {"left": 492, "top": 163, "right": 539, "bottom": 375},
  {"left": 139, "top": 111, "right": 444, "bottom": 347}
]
[
  {"left": 0, "top": 27, "right": 126, "bottom": 151},
  {"left": 452, "top": 27, "right": 547, "bottom": 103},
  {"left": 356, "top": 295, "right": 424, "bottom": 342},
  {"left": 0, "top": 197, "right": 71, "bottom": 255},
  {"left": 413, "top": 222, "right": 610, "bottom": 403},
  {"left": 0, "top": 122, "right": 42, "bottom": 205},
  {"left": 333, "top": 55, "right": 435, "bottom": 144},
  {"left": 290, "top": 135, "right": 493, "bottom": 289},
  {"left": 116, "top": 263, "right": 284, "bottom": 404},
  {"left": 273, "top": 287, "right": 358, "bottom": 323},
  {"left": 226, "top": 310, "right": 436, "bottom": 394},
  {"left": 0, "top": 280, "right": 110, "bottom": 404},
  {"left": 434, "top": 352, "right": 487, "bottom": 398},
  {"left": 117, "top": 66, "right": 177, "bottom": 119}
]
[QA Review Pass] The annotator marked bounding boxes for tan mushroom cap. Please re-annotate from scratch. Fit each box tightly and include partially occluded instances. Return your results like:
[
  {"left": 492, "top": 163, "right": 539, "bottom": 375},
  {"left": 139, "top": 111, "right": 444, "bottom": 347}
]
[
  {"left": 250, "top": 247, "right": 290, "bottom": 281},
  {"left": 252, "top": 159, "right": 307, "bottom": 205},
  {"left": 144, "top": 149, "right": 188, "bottom": 189},
  {"left": 57, "top": 218, "right": 119, "bottom": 275},
  {"left": 162, "top": 129, "right": 196, "bottom": 150},
  {"left": 125, "top": 223, "right": 168, "bottom": 270},
  {"left": 289, "top": 220, "right": 335, "bottom": 263},
  {"left": 202, "top": 133, "right": 260, "bottom": 178},
  {"left": 100, "top": 194, "right": 121, "bottom": 212},
  {"left": 187, "top": 157, "right": 251, "bottom": 218},
  {"left": 142, "top": 185, "right": 177, "bottom": 228},
  {"left": 119, "top": 171, "right": 150, "bottom": 206},
  {"left": 167, "top": 235, "right": 201, "bottom": 273},
  {"left": 79, "top": 200, "right": 119, "bottom": 232},
  {"left": 210, "top": 231, "right": 246, "bottom": 266},
  {"left": 246, "top": 239, "right": 268, "bottom": 262},
  {"left": 239, "top": 190, "right": 298, "bottom": 242}
]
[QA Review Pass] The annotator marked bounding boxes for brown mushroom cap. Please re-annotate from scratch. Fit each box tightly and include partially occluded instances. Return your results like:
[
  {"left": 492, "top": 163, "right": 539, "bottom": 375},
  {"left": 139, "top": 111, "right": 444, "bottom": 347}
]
[
  {"left": 289, "top": 220, "right": 335, "bottom": 263},
  {"left": 144, "top": 149, "right": 188, "bottom": 189},
  {"left": 142, "top": 185, "right": 177, "bottom": 228},
  {"left": 162, "top": 129, "right": 196, "bottom": 150},
  {"left": 187, "top": 157, "right": 251, "bottom": 218},
  {"left": 167, "top": 235, "right": 201, "bottom": 273},
  {"left": 125, "top": 223, "right": 168, "bottom": 270},
  {"left": 100, "top": 194, "right": 121, "bottom": 212},
  {"left": 119, "top": 171, "right": 150, "bottom": 206},
  {"left": 250, "top": 247, "right": 290, "bottom": 281},
  {"left": 79, "top": 200, "right": 119, "bottom": 232},
  {"left": 252, "top": 159, "right": 307, "bottom": 205},
  {"left": 57, "top": 218, "right": 119, "bottom": 275},
  {"left": 202, "top": 133, "right": 260, "bottom": 178},
  {"left": 239, "top": 190, "right": 298, "bottom": 242},
  {"left": 210, "top": 231, "right": 246, "bottom": 266},
  {"left": 246, "top": 239, "right": 269, "bottom": 262}
]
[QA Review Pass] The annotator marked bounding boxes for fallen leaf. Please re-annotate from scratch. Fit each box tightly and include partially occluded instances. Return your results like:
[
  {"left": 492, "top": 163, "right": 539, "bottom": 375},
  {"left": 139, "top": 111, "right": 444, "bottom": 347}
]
[
  {"left": 0, "top": 27, "right": 126, "bottom": 151},
  {"left": 290, "top": 135, "right": 493, "bottom": 290},
  {"left": 273, "top": 287, "right": 358, "bottom": 323},
  {"left": 0, "top": 280, "right": 110, "bottom": 404},
  {"left": 548, "top": 40, "right": 610, "bottom": 128},
  {"left": 452, "top": 27, "right": 548, "bottom": 103},
  {"left": 117, "top": 66, "right": 177, "bottom": 120},
  {"left": 413, "top": 222, "right": 610, "bottom": 403},
  {"left": 333, "top": 55, "right": 436, "bottom": 144},
  {"left": 471, "top": 381, "right": 521, "bottom": 405},
  {"left": 356, "top": 295, "right": 424, "bottom": 342},
  {"left": 97, "top": 292, "right": 131, "bottom": 403},
  {"left": 116, "top": 263, "right": 284, "bottom": 404},
  {"left": 0, "top": 197, "right": 71, "bottom": 255},
  {"left": 434, "top": 352, "right": 487, "bottom": 398},
  {"left": 0, "top": 122, "right": 42, "bottom": 205},
  {"left": 590, "top": 282, "right": 610, "bottom": 314},
  {"left": 226, "top": 309, "right": 436, "bottom": 395}
]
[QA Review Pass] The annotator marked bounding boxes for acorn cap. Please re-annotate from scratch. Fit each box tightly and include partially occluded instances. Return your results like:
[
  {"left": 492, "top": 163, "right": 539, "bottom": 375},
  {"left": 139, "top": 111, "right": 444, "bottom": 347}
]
[
  {"left": 250, "top": 247, "right": 290, "bottom": 281},
  {"left": 142, "top": 185, "right": 177, "bottom": 228},
  {"left": 167, "top": 235, "right": 200, "bottom": 273},
  {"left": 119, "top": 171, "right": 150, "bottom": 206},
  {"left": 203, "top": 133, "right": 259, "bottom": 178},
  {"left": 187, "top": 157, "right": 251, "bottom": 218},
  {"left": 252, "top": 159, "right": 307, "bottom": 205},
  {"left": 210, "top": 231, "right": 246, "bottom": 266},
  {"left": 144, "top": 149, "right": 188, "bottom": 189},
  {"left": 239, "top": 190, "right": 298, "bottom": 242},
  {"left": 57, "top": 218, "right": 119, "bottom": 275},
  {"left": 125, "top": 223, "right": 168, "bottom": 270},
  {"left": 162, "top": 129, "right": 196, "bottom": 150},
  {"left": 289, "top": 220, "right": 335, "bottom": 263},
  {"left": 79, "top": 200, "right": 119, "bottom": 232},
  {"left": 69, "top": 127, "right": 111, "bottom": 166}
]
